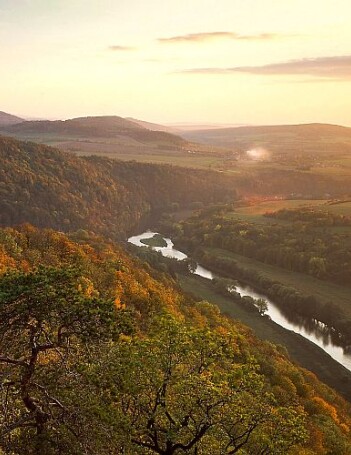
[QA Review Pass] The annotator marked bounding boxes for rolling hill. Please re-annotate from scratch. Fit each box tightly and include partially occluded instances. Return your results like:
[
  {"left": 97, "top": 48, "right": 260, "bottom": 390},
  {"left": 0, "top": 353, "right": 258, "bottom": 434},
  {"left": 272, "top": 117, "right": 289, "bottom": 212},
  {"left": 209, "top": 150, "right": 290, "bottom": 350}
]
[
  {"left": 0, "top": 115, "right": 189, "bottom": 154},
  {"left": 0, "top": 110, "right": 24, "bottom": 126},
  {"left": 126, "top": 117, "right": 181, "bottom": 134},
  {"left": 182, "top": 123, "right": 351, "bottom": 157}
]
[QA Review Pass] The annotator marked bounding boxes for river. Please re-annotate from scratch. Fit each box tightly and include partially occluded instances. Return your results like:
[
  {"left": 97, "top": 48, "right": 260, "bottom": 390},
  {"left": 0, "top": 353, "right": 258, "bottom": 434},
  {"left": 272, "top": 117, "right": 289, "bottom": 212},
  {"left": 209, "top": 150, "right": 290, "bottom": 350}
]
[{"left": 128, "top": 230, "right": 351, "bottom": 372}]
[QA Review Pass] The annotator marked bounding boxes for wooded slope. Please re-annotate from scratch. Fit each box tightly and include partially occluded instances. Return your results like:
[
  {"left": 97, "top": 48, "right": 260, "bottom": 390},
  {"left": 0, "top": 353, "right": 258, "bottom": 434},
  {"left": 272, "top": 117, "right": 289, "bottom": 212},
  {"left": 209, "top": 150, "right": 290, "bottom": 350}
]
[
  {"left": 1, "top": 225, "right": 351, "bottom": 454},
  {"left": 0, "top": 135, "right": 237, "bottom": 237}
]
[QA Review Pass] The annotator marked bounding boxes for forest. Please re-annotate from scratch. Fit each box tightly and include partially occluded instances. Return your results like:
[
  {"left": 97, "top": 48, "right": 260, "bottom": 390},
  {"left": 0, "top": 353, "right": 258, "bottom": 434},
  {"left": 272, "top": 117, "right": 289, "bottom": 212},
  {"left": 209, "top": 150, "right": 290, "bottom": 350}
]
[
  {"left": 177, "top": 205, "right": 351, "bottom": 285},
  {"left": 1, "top": 135, "right": 351, "bottom": 453},
  {"left": 0, "top": 136, "right": 237, "bottom": 238},
  {"left": 167, "top": 204, "right": 351, "bottom": 342},
  {"left": 1, "top": 225, "right": 351, "bottom": 454},
  {"left": 3, "top": 0, "right": 351, "bottom": 452}
]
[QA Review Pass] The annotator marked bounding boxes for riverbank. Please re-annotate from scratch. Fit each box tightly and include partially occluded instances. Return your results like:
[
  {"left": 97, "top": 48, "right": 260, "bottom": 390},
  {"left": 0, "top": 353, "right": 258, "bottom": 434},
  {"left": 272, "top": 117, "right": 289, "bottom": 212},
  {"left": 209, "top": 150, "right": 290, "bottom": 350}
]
[
  {"left": 204, "top": 247, "right": 351, "bottom": 317},
  {"left": 172, "top": 235, "right": 351, "bottom": 347},
  {"left": 128, "top": 229, "right": 351, "bottom": 400},
  {"left": 179, "top": 273, "right": 351, "bottom": 402}
]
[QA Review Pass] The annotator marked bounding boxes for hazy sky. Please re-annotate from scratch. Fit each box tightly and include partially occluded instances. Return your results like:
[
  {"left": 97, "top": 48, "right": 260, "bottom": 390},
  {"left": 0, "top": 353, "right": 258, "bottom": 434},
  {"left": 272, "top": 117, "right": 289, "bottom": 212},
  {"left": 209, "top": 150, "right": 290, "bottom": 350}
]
[{"left": 2, "top": 0, "right": 351, "bottom": 125}]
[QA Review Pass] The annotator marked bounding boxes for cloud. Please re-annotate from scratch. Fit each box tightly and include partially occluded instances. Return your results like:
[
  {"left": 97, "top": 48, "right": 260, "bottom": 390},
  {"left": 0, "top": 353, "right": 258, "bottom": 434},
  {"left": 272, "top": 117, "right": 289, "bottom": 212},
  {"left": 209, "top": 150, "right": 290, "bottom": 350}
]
[
  {"left": 178, "top": 55, "right": 351, "bottom": 79},
  {"left": 158, "top": 31, "right": 283, "bottom": 43},
  {"left": 236, "top": 33, "right": 281, "bottom": 41},
  {"left": 108, "top": 45, "right": 136, "bottom": 51}
]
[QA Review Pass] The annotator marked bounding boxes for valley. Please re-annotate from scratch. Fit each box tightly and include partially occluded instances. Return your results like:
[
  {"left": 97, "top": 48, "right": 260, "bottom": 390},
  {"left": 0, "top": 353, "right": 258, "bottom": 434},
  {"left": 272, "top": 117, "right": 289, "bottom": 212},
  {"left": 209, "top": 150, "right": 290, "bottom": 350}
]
[
  {"left": 2, "top": 113, "right": 351, "bottom": 201},
  {"left": 128, "top": 228, "right": 351, "bottom": 398},
  {"left": 3, "top": 2, "right": 351, "bottom": 452},
  {"left": 1, "top": 116, "right": 351, "bottom": 454}
]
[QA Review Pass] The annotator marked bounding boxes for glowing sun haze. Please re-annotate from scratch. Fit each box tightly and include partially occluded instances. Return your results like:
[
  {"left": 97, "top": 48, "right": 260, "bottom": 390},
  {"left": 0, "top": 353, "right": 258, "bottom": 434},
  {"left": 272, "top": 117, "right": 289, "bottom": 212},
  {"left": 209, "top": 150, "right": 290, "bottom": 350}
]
[{"left": 1, "top": 0, "right": 351, "bottom": 125}]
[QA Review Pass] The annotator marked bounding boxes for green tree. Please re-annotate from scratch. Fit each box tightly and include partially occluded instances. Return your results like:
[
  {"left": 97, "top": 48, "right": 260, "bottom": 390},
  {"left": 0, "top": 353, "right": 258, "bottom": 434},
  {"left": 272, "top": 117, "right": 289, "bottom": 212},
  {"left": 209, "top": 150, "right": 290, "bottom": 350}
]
[
  {"left": 0, "top": 266, "right": 122, "bottom": 453},
  {"left": 90, "top": 316, "right": 307, "bottom": 454},
  {"left": 308, "top": 257, "right": 327, "bottom": 278},
  {"left": 256, "top": 298, "right": 268, "bottom": 315}
]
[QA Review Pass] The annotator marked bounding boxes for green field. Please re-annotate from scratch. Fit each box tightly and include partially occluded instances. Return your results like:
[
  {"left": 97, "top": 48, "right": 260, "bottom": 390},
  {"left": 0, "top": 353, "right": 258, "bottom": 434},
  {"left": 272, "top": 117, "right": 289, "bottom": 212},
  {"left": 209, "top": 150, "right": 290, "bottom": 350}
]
[
  {"left": 74, "top": 150, "right": 221, "bottom": 170},
  {"left": 229, "top": 199, "right": 326, "bottom": 223},
  {"left": 222, "top": 199, "right": 351, "bottom": 225},
  {"left": 6, "top": 130, "right": 228, "bottom": 171},
  {"left": 182, "top": 123, "right": 351, "bottom": 158},
  {"left": 5, "top": 125, "right": 351, "bottom": 203},
  {"left": 204, "top": 247, "right": 351, "bottom": 318},
  {"left": 323, "top": 200, "right": 351, "bottom": 216},
  {"left": 235, "top": 199, "right": 325, "bottom": 215},
  {"left": 8, "top": 129, "right": 351, "bottom": 199}
]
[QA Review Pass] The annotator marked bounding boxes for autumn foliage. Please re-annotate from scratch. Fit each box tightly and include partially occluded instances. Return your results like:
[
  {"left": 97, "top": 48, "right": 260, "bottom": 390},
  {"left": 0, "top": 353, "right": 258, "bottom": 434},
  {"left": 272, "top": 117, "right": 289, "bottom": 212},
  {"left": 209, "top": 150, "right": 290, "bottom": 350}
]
[{"left": 0, "top": 225, "right": 351, "bottom": 454}]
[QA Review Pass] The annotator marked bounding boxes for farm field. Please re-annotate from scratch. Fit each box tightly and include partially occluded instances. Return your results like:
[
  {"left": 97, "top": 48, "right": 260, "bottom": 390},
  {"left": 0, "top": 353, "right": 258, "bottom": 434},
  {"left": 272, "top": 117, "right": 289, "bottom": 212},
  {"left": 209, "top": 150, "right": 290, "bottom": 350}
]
[
  {"left": 222, "top": 199, "right": 351, "bottom": 223},
  {"left": 4, "top": 121, "right": 351, "bottom": 202},
  {"left": 74, "top": 149, "right": 220, "bottom": 169},
  {"left": 229, "top": 199, "right": 326, "bottom": 223},
  {"left": 323, "top": 200, "right": 351, "bottom": 216}
]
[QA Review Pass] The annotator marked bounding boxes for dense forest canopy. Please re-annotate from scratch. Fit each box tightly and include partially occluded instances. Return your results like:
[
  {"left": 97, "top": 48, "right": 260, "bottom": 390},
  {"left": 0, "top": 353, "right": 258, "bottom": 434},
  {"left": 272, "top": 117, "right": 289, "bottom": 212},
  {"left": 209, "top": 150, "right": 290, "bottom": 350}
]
[{"left": 1, "top": 225, "right": 351, "bottom": 454}]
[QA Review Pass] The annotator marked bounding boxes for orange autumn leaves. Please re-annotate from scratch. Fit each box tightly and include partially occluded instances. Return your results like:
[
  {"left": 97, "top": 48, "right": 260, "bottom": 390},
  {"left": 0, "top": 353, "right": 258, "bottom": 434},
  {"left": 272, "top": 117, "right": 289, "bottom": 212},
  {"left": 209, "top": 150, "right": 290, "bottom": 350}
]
[{"left": 115, "top": 268, "right": 182, "bottom": 317}]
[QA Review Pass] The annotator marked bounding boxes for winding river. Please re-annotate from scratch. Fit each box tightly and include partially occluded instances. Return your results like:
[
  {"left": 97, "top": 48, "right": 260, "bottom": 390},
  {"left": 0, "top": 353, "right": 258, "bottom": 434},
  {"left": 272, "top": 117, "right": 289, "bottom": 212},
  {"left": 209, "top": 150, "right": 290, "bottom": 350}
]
[{"left": 128, "top": 231, "right": 351, "bottom": 372}]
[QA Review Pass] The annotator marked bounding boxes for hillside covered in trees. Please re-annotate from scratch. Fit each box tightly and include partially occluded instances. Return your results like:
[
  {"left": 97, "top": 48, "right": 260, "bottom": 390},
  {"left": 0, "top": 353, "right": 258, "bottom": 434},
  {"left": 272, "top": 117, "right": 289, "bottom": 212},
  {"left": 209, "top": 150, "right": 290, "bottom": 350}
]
[
  {"left": 0, "top": 135, "right": 237, "bottom": 238},
  {"left": 1, "top": 225, "right": 351, "bottom": 454},
  {"left": 2, "top": 136, "right": 351, "bottom": 454}
]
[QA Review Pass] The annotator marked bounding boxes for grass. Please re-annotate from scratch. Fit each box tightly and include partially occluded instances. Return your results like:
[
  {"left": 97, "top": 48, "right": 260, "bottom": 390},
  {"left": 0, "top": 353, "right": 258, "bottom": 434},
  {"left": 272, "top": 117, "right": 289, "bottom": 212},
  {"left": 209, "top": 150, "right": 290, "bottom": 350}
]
[
  {"left": 178, "top": 273, "right": 351, "bottom": 401},
  {"left": 179, "top": 274, "right": 265, "bottom": 330},
  {"left": 223, "top": 198, "right": 351, "bottom": 231},
  {"left": 224, "top": 200, "right": 326, "bottom": 224},
  {"left": 235, "top": 199, "right": 325, "bottom": 215},
  {"left": 204, "top": 247, "right": 351, "bottom": 318},
  {"left": 140, "top": 234, "right": 167, "bottom": 248},
  {"left": 74, "top": 149, "right": 221, "bottom": 170},
  {"left": 324, "top": 200, "right": 351, "bottom": 216}
]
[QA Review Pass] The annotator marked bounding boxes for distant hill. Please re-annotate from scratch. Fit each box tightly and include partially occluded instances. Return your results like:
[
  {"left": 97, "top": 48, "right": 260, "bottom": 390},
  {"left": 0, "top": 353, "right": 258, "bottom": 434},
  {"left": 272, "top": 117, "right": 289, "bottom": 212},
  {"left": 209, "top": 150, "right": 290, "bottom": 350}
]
[
  {"left": 6, "top": 116, "right": 145, "bottom": 135},
  {"left": 182, "top": 123, "right": 351, "bottom": 156},
  {"left": 0, "top": 111, "right": 24, "bottom": 126},
  {"left": 173, "top": 122, "right": 247, "bottom": 132},
  {"left": 0, "top": 115, "right": 188, "bottom": 149},
  {"left": 126, "top": 117, "right": 180, "bottom": 134}
]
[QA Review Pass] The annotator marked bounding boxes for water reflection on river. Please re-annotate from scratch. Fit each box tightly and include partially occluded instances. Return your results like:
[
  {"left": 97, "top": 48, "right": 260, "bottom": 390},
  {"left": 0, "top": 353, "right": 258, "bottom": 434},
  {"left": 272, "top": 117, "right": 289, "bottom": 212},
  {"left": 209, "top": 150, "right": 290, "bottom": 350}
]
[{"left": 128, "top": 231, "right": 351, "bottom": 372}]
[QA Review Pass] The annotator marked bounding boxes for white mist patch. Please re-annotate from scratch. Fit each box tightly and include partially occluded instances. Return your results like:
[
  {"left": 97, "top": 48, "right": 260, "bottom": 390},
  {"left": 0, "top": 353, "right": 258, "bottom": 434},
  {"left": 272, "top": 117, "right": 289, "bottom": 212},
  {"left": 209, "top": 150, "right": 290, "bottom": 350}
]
[{"left": 245, "top": 147, "right": 271, "bottom": 161}]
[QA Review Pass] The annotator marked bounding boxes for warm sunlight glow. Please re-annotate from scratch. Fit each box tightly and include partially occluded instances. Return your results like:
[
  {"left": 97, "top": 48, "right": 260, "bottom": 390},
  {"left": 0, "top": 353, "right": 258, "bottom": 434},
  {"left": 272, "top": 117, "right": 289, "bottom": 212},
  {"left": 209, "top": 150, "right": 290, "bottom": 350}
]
[{"left": 1, "top": 0, "right": 351, "bottom": 125}]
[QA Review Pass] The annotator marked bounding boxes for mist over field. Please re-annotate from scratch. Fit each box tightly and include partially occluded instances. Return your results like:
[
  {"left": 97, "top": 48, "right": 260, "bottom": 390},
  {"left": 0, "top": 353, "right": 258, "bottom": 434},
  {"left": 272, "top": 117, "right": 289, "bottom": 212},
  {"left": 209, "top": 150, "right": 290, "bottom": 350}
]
[{"left": 246, "top": 147, "right": 271, "bottom": 160}]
